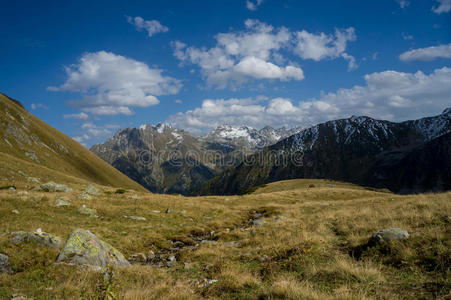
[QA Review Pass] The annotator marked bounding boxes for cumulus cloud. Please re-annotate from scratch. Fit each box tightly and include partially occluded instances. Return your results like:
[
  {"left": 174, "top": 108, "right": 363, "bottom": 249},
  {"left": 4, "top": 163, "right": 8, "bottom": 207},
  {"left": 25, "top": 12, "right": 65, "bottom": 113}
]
[
  {"left": 246, "top": 0, "right": 263, "bottom": 11},
  {"left": 432, "top": 0, "right": 451, "bottom": 14},
  {"left": 48, "top": 51, "right": 181, "bottom": 115},
  {"left": 127, "top": 16, "right": 169, "bottom": 37},
  {"left": 399, "top": 43, "right": 451, "bottom": 61},
  {"left": 293, "top": 27, "right": 357, "bottom": 70},
  {"left": 166, "top": 67, "right": 451, "bottom": 133},
  {"left": 173, "top": 20, "right": 356, "bottom": 87}
]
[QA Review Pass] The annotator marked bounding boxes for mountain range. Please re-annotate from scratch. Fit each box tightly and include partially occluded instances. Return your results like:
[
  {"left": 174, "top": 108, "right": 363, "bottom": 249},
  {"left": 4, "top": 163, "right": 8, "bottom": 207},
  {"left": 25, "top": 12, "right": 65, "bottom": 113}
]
[
  {"left": 90, "top": 123, "right": 300, "bottom": 194},
  {"left": 201, "top": 108, "right": 451, "bottom": 195}
]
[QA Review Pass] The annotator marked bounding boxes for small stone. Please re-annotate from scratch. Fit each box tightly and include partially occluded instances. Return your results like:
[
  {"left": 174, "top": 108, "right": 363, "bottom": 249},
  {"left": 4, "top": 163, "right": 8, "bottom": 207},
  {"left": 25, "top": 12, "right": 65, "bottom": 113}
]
[
  {"left": 78, "top": 205, "right": 98, "bottom": 217},
  {"left": 128, "top": 253, "right": 147, "bottom": 263},
  {"left": 11, "top": 209, "right": 19, "bottom": 214},
  {"left": 165, "top": 208, "right": 172, "bottom": 214},
  {"left": 258, "top": 255, "right": 271, "bottom": 262},
  {"left": 55, "top": 197, "right": 71, "bottom": 207},
  {"left": 167, "top": 255, "right": 177, "bottom": 267},
  {"left": 205, "top": 279, "right": 218, "bottom": 287},
  {"left": 35, "top": 181, "right": 73, "bottom": 193},
  {"left": 147, "top": 250, "right": 155, "bottom": 260},
  {"left": 0, "top": 253, "right": 12, "bottom": 274},
  {"left": 9, "top": 186, "right": 16, "bottom": 191},
  {"left": 10, "top": 229, "right": 61, "bottom": 248},
  {"left": 273, "top": 216, "right": 286, "bottom": 222},
  {"left": 77, "top": 193, "right": 92, "bottom": 200},
  {"left": 152, "top": 210, "right": 160, "bottom": 213},
  {"left": 129, "top": 194, "right": 140, "bottom": 200},
  {"left": 250, "top": 218, "right": 265, "bottom": 227},
  {"left": 27, "top": 177, "right": 40, "bottom": 184},
  {"left": 369, "top": 228, "right": 409, "bottom": 245},
  {"left": 84, "top": 184, "right": 100, "bottom": 196},
  {"left": 124, "top": 215, "right": 146, "bottom": 221}
]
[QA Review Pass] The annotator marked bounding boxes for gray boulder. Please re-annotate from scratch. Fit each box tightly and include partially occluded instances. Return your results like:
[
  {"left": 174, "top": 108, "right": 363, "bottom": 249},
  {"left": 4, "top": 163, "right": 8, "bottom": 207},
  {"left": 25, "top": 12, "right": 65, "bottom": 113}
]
[
  {"left": 369, "top": 228, "right": 409, "bottom": 245},
  {"left": 78, "top": 205, "right": 97, "bottom": 217},
  {"left": 56, "top": 229, "right": 130, "bottom": 268},
  {"left": 10, "top": 228, "right": 61, "bottom": 248},
  {"left": 55, "top": 197, "right": 71, "bottom": 207},
  {"left": 35, "top": 181, "right": 73, "bottom": 193},
  {"left": 0, "top": 253, "right": 12, "bottom": 274},
  {"left": 84, "top": 184, "right": 100, "bottom": 196}
]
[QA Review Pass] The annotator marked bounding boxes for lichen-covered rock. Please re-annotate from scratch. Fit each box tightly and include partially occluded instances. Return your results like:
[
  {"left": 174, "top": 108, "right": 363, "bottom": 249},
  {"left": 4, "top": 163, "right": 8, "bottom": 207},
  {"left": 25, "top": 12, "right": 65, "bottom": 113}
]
[
  {"left": 10, "top": 229, "right": 61, "bottom": 248},
  {"left": 78, "top": 205, "right": 97, "bottom": 217},
  {"left": 56, "top": 229, "right": 130, "bottom": 268},
  {"left": 84, "top": 184, "right": 100, "bottom": 196},
  {"left": 55, "top": 197, "right": 71, "bottom": 207},
  {"left": 369, "top": 228, "right": 409, "bottom": 245},
  {"left": 0, "top": 253, "right": 12, "bottom": 274},
  {"left": 34, "top": 181, "right": 73, "bottom": 193}
]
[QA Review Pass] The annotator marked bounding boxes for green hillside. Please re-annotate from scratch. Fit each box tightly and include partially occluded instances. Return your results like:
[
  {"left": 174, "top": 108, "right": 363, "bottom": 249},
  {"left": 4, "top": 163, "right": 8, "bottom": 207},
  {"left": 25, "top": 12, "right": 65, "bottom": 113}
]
[{"left": 0, "top": 93, "right": 146, "bottom": 191}]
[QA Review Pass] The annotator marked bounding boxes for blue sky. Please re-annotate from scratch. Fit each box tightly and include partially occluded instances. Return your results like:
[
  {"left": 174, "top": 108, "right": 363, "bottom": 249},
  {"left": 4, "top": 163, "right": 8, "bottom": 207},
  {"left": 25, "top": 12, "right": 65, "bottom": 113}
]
[{"left": 1, "top": 0, "right": 450, "bottom": 146}]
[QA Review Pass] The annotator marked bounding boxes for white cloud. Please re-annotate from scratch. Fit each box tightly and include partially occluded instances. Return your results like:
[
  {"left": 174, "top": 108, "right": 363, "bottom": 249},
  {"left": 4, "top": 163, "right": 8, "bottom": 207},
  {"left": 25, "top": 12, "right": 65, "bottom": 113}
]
[
  {"left": 173, "top": 20, "right": 357, "bottom": 87},
  {"left": 399, "top": 43, "right": 451, "bottom": 61},
  {"left": 293, "top": 27, "right": 357, "bottom": 70},
  {"left": 48, "top": 51, "right": 181, "bottom": 115},
  {"left": 246, "top": 0, "right": 263, "bottom": 11},
  {"left": 126, "top": 16, "right": 169, "bottom": 37},
  {"left": 432, "top": 0, "right": 451, "bottom": 14},
  {"left": 174, "top": 99, "right": 183, "bottom": 104},
  {"left": 396, "top": 0, "right": 410, "bottom": 8},
  {"left": 402, "top": 32, "right": 413, "bottom": 40},
  {"left": 63, "top": 112, "right": 89, "bottom": 119},
  {"left": 30, "top": 103, "right": 49, "bottom": 110},
  {"left": 166, "top": 67, "right": 451, "bottom": 133}
]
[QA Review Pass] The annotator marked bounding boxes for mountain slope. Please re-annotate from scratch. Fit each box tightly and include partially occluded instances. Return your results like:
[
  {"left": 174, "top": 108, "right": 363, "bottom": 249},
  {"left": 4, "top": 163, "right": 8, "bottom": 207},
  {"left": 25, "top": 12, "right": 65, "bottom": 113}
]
[
  {"left": 0, "top": 93, "right": 146, "bottom": 191},
  {"left": 201, "top": 109, "right": 451, "bottom": 195}
]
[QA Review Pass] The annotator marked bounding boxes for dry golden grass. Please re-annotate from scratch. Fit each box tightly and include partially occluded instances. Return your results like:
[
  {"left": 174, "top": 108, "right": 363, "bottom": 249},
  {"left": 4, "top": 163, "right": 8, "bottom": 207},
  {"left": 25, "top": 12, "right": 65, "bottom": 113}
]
[{"left": 0, "top": 179, "right": 450, "bottom": 299}]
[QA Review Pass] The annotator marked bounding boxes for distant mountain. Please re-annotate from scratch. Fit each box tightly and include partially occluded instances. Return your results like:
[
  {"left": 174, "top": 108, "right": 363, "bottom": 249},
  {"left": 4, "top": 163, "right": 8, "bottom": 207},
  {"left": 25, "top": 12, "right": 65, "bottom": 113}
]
[
  {"left": 0, "top": 93, "right": 146, "bottom": 191},
  {"left": 201, "top": 108, "right": 451, "bottom": 195},
  {"left": 90, "top": 124, "right": 298, "bottom": 194}
]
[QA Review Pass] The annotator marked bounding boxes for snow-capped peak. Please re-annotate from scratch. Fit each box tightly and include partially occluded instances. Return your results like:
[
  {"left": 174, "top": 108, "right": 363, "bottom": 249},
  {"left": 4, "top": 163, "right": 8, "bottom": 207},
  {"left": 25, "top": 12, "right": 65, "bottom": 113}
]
[{"left": 155, "top": 123, "right": 172, "bottom": 133}]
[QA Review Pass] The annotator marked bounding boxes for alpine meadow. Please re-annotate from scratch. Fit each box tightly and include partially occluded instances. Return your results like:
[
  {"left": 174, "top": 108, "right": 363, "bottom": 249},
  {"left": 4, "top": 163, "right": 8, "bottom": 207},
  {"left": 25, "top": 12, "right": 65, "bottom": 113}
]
[{"left": 0, "top": 1, "right": 450, "bottom": 299}]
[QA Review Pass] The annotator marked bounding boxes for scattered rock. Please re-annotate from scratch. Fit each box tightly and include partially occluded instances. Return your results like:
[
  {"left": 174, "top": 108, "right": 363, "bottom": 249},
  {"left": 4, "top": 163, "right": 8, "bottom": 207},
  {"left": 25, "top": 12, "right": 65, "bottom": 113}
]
[
  {"left": 84, "top": 184, "right": 100, "bottom": 196},
  {"left": 27, "top": 177, "right": 40, "bottom": 184},
  {"left": 123, "top": 215, "right": 146, "bottom": 221},
  {"left": 147, "top": 250, "right": 155, "bottom": 260},
  {"left": 273, "top": 216, "right": 286, "bottom": 222},
  {"left": 0, "top": 253, "right": 12, "bottom": 274},
  {"left": 78, "top": 205, "right": 98, "bottom": 217},
  {"left": 55, "top": 197, "right": 71, "bottom": 207},
  {"left": 35, "top": 181, "right": 73, "bottom": 193},
  {"left": 152, "top": 210, "right": 161, "bottom": 214},
  {"left": 129, "top": 194, "right": 140, "bottom": 200},
  {"left": 77, "top": 193, "right": 93, "bottom": 200},
  {"left": 369, "top": 228, "right": 409, "bottom": 245},
  {"left": 128, "top": 253, "right": 147, "bottom": 263},
  {"left": 167, "top": 255, "right": 177, "bottom": 267},
  {"left": 11, "top": 209, "right": 19, "bottom": 214},
  {"left": 249, "top": 218, "right": 265, "bottom": 227},
  {"left": 25, "top": 150, "right": 40, "bottom": 163},
  {"left": 11, "top": 294, "right": 31, "bottom": 300},
  {"left": 56, "top": 228, "right": 130, "bottom": 268},
  {"left": 258, "top": 254, "right": 271, "bottom": 262},
  {"left": 205, "top": 279, "right": 218, "bottom": 287},
  {"left": 223, "top": 241, "right": 241, "bottom": 248},
  {"left": 165, "top": 208, "right": 172, "bottom": 214},
  {"left": 8, "top": 186, "right": 16, "bottom": 191},
  {"left": 10, "top": 228, "right": 61, "bottom": 248}
]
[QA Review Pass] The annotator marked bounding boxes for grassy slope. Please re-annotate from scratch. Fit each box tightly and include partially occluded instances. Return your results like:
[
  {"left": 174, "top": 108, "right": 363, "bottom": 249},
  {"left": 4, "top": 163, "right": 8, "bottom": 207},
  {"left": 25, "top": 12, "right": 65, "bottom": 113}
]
[
  {"left": 0, "top": 93, "right": 146, "bottom": 191},
  {"left": 0, "top": 179, "right": 449, "bottom": 299}
]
